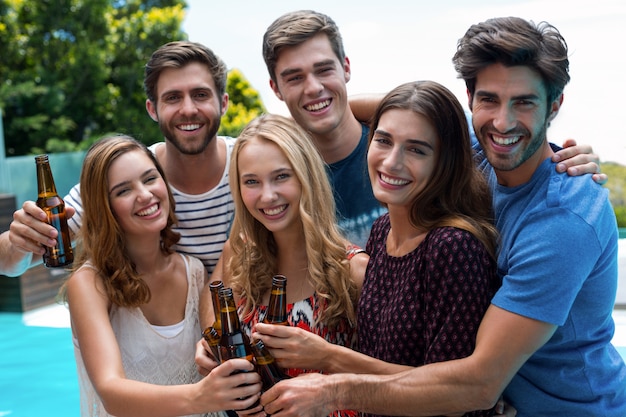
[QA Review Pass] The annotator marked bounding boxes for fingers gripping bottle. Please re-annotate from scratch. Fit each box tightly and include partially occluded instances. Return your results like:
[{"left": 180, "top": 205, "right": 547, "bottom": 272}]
[{"left": 250, "top": 338, "right": 289, "bottom": 391}]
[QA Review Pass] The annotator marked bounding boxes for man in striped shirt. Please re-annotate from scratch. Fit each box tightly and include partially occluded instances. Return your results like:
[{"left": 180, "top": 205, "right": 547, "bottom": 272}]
[{"left": 1, "top": 41, "right": 234, "bottom": 276}]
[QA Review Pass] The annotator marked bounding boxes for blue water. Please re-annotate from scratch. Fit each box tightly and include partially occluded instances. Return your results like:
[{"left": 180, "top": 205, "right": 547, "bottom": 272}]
[
  {"left": 1, "top": 308, "right": 626, "bottom": 417},
  {"left": 0, "top": 313, "right": 79, "bottom": 417}
]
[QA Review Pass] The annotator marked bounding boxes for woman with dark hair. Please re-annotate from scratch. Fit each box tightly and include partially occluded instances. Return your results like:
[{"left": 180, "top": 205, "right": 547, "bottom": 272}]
[{"left": 256, "top": 81, "right": 500, "bottom": 417}]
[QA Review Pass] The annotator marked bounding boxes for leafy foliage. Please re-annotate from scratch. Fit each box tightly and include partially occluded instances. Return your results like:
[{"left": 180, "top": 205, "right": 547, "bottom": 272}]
[
  {"left": 219, "top": 68, "right": 266, "bottom": 138},
  {"left": 0, "top": 0, "right": 188, "bottom": 155},
  {"left": 601, "top": 162, "right": 626, "bottom": 227},
  {"left": 0, "top": 0, "right": 267, "bottom": 156}
]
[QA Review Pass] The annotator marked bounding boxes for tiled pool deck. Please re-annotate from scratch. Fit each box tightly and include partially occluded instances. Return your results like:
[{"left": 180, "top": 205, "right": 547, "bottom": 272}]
[{"left": 1, "top": 303, "right": 625, "bottom": 417}]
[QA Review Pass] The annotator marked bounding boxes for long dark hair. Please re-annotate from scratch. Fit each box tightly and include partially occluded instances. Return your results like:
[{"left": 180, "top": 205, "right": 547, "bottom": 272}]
[{"left": 368, "top": 80, "right": 498, "bottom": 258}]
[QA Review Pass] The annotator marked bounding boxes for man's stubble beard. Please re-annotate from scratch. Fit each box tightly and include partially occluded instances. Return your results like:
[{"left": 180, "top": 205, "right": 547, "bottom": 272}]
[
  {"left": 477, "top": 119, "right": 549, "bottom": 172},
  {"left": 160, "top": 119, "right": 220, "bottom": 156}
]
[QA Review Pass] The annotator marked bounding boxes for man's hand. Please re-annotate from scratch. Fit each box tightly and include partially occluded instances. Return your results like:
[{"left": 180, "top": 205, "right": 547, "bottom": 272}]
[
  {"left": 261, "top": 373, "right": 337, "bottom": 417},
  {"left": 0, "top": 201, "right": 75, "bottom": 276},
  {"left": 9, "top": 200, "right": 76, "bottom": 254},
  {"left": 553, "top": 139, "right": 607, "bottom": 185}
]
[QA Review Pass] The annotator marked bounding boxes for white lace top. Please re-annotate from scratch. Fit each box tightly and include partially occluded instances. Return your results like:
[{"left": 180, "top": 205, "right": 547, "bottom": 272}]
[{"left": 72, "top": 254, "right": 226, "bottom": 417}]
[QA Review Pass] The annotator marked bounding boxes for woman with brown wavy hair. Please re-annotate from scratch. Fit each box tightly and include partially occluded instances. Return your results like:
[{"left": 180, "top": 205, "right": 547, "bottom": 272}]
[{"left": 62, "top": 134, "right": 259, "bottom": 417}]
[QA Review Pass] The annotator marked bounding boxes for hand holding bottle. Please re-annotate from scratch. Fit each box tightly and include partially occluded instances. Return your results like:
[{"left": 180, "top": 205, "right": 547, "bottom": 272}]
[
  {"left": 197, "top": 358, "right": 261, "bottom": 413},
  {"left": 253, "top": 322, "right": 333, "bottom": 371},
  {"left": 9, "top": 200, "right": 76, "bottom": 258},
  {"left": 34, "top": 155, "right": 74, "bottom": 267}
]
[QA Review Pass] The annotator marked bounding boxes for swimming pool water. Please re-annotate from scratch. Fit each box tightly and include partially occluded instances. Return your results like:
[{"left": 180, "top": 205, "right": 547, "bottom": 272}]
[
  {"left": 1, "top": 306, "right": 626, "bottom": 417},
  {"left": 0, "top": 312, "right": 79, "bottom": 417}
]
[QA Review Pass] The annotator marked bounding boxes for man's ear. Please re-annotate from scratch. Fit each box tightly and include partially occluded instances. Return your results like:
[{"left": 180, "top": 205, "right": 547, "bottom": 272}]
[
  {"left": 548, "top": 93, "right": 564, "bottom": 123},
  {"left": 146, "top": 99, "right": 158, "bottom": 122},
  {"left": 270, "top": 79, "right": 284, "bottom": 101},
  {"left": 221, "top": 93, "right": 229, "bottom": 116}
]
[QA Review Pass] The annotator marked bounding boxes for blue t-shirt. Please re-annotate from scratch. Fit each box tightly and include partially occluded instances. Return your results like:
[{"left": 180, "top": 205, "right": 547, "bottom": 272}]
[
  {"left": 475, "top": 145, "right": 626, "bottom": 416},
  {"left": 327, "top": 123, "right": 386, "bottom": 248}
]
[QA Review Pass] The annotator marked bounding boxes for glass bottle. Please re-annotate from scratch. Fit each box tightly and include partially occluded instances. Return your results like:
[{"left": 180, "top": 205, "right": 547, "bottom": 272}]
[
  {"left": 250, "top": 338, "right": 289, "bottom": 391},
  {"left": 209, "top": 280, "right": 224, "bottom": 335},
  {"left": 218, "top": 287, "right": 253, "bottom": 363},
  {"left": 201, "top": 326, "right": 221, "bottom": 363},
  {"left": 35, "top": 154, "right": 73, "bottom": 268},
  {"left": 263, "top": 275, "right": 288, "bottom": 325},
  {"left": 218, "top": 287, "right": 259, "bottom": 411}
]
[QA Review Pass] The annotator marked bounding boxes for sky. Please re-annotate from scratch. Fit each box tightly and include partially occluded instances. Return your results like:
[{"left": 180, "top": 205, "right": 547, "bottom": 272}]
[{"left": 183, "top": 0, "right": 626, "bottom": 165}]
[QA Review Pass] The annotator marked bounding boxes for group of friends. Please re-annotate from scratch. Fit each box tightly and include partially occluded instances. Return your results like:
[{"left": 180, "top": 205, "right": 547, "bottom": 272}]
[{"left": 0, "top": 9, "right": 624, "bottom": 417}]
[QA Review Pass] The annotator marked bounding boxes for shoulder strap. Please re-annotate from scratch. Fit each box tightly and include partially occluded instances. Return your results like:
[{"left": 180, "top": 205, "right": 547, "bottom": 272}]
[{"left": 346, "top": 244, "right": 366, "bottom": 260}]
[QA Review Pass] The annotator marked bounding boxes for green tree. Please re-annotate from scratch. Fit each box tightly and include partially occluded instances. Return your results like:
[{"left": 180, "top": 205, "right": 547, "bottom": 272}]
[
  {"left": 219, "top": 68, "right": 266, "bottom": 138},
  {"left": 0, "top": 0, "right": 188, "bottom": 155},
  {"left": 103, "top": 0, "right": 188, "bottom": 146},
  {"left": 0, "top": 0, "right": 111, "bottom": 155}
]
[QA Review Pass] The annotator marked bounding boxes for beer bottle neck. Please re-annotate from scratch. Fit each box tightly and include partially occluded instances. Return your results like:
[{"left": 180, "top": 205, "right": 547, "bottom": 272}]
[
  {"left": 219, "top": 290, "right": 241, "bottom": 335},
  {"left": 35, "top": 155, "right": 58, "bottom": 197},
  {"left": 265, "top": 275, "right": 288, "bottom": 324}
]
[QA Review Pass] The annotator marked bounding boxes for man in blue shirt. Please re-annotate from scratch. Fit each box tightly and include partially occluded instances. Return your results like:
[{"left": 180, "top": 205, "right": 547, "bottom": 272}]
[{"left": 260, "top": 16, "right": 626, "bottom": 417}]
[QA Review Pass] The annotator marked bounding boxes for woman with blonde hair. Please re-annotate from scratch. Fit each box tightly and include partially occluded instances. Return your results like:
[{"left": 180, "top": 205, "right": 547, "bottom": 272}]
[
  {"left": 200, "top": 114, "right": 368, "bottom": 416},
  {"left": 63, "top": 134, "right": 259, "bottom": 417}
]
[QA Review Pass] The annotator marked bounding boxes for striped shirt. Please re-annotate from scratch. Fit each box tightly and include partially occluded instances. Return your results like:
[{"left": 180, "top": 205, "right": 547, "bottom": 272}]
[{"left": 64, "top": 137, "right": 236, "bottom": 274}]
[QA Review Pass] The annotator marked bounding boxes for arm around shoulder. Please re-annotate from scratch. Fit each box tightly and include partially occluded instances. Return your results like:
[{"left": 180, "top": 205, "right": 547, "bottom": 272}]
[{"left": 339, "top": 305, "right": 558, "bottom": 416}]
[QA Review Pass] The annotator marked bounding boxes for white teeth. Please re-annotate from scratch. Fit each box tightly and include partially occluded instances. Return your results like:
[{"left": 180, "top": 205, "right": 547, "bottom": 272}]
[
  {"left": 492, "top": 135, "right": 521, "bottom": 146},
  {"left": 262, "top": 205, "right": 286, "bottom": 216},
  {"left": 381, "top": 173, "right": 410, "bottom": 186},
  {"left": 137, "top": 204, "right": 158, "bottom": 216},
  {"left": 179, "top": 124, "right": 200, "bottom": 131},
  {"left": 305, "top": 99, "right": 331, "bottom": 112}
]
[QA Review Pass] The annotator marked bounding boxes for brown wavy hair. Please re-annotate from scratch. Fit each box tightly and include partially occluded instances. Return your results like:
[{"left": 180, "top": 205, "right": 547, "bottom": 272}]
[
  {"left": 64, "top": 134, "right": 180, "bottom": 307},
  {"left": 369, "top": 81, "right": 498, "bottom": 259},
  {"left": 228, "top": 114, "right": 358, "bottom": 328}
]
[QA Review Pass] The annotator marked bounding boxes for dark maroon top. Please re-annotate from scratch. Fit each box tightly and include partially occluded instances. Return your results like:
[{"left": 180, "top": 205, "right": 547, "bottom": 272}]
[{"left": 358, "top": 214, "right": 499, "bottom": 417}]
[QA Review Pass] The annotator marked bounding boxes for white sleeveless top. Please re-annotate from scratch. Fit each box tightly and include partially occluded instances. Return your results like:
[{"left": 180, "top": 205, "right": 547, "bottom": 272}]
[{"left": 72, "top": 254, "right": 226, "bottom": 417}]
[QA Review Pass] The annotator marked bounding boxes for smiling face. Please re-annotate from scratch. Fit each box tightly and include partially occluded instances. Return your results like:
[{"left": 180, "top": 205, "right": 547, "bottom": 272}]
[
  {"left": 146, "top": 62, "right": 228, "bottom": 155},
  {"left": 237, "top": 137, "right": 303, "bottom": 235},
  {"left": 269, "top": 33, "right": 351, "bottom": 138},
  {"left": 107, "top": 150, "right": 170, "bottom": 237},
  {"left": 470, "top": 63, "right": 562, "bottom": 186},
  {"left": 367, "top": 109, "right": 438, "bottom": 210}
]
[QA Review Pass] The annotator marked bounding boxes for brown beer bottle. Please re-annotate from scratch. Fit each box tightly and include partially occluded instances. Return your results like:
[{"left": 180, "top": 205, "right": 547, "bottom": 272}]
[
  {"left": 209, "top": 280, "right": 224, "bottom": 335},
  {"left": 250, "top": 338, "right": 289, "bottom": 391},
  {"left": 201, "top": 326, "right": 221, "bottom": 363},
  {"left": 35, "top": 154, "right": 73, "bottom": 268},
  {"left": 218, "top": 287, "right": 253, "bottom": 363},
  {"left": 218, "top": 287, "right": 259, "bottom": 411},
  {"left": 263, "top": 275, "right": 288, "bottom": 325}
]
